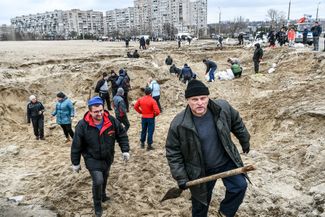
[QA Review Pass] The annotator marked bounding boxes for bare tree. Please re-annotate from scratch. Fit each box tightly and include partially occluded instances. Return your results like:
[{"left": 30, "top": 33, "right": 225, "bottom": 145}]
[
  {"left": 228, "top": 16, "right": 247, "bottom": 37},
  {"left": 266, "top": 9, "right": 286, "bottom": 29}
]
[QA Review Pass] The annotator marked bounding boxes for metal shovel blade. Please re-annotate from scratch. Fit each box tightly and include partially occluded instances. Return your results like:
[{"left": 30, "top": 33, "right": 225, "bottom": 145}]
[{"left": 160, "top": 187, "right": 183, "bottom": 202}]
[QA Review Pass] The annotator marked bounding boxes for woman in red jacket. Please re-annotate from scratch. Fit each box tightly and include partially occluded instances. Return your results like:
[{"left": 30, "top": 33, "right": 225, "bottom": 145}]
[{"left": 134, "top": 87, "right": 160, "bottom": 150}]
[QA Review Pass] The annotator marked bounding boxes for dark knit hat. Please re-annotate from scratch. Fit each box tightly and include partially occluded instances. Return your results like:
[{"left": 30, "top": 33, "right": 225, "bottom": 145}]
[
  {"left": 144, "top": 87, "right": 152, "bottom": 95},
  {"left": 56, "top": 92, "right": 66, "bottom": 98},
  {"left": 185, "top": 80, "right": 209, "bottom": 98}
]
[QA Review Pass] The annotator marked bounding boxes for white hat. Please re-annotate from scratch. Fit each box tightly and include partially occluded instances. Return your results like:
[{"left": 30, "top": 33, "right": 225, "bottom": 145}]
[{"left": 29, "top": 95, "right": 36, "bottom": 101}]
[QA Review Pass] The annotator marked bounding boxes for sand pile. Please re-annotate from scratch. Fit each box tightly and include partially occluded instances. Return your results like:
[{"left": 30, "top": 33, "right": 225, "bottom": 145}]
[{"left": 0, "top": 40, "right": 324, "bottom": 217}]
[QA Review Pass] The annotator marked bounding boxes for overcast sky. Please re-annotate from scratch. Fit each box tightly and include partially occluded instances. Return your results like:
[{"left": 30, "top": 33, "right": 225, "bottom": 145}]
[{"left": 0, "top": 0, "right": 323, "bottom": 25}]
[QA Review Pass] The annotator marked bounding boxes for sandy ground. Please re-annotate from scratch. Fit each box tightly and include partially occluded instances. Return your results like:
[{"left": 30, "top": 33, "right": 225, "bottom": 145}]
[{"left": 0, "top": 39, "right": 324, "bottom": 217}]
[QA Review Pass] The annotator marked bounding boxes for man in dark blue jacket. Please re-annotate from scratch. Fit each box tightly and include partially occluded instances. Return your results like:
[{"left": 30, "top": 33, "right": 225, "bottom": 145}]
[
  {"left": 181, "top": 63, "right": 194, "bottom": 84},
  {"left": 203, "top": 59, "right": 217, "bottom": 82},
  {"left": 311, "top": 21, "right": 322, "bottom": 51},
  {"left": 71, "top": 96, "right": 129, "bottom": 217},
  {"left": 27, "top": 95, "right": 45, "bottom": 140}
]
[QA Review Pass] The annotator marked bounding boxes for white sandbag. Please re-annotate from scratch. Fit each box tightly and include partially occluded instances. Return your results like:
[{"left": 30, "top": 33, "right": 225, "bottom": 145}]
[
  {"left": 268, "top": 67, "right": 275, "bottom": 74},
  {"left": 205, "top": 74, "right": 210, "bottom": 81},
  {"left": 218, "top": 69, "right": 234, "bottom": 80}
]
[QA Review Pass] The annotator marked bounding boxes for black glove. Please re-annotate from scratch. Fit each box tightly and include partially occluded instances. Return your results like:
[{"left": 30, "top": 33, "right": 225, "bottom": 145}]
[
  {"left": 178, "top": 183, "right": 188, "bottom": 190},
  {"left": 243, "top": 146, "right": 250, "bottom": 154}
]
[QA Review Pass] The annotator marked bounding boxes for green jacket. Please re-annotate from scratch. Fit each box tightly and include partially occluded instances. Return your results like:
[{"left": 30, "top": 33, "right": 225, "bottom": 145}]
[
  {"left": 231, "top": 64, "right": 242, "bottom": 75},
  {"left": 165, "top": 99, "right": 250, "bottom": 205}
]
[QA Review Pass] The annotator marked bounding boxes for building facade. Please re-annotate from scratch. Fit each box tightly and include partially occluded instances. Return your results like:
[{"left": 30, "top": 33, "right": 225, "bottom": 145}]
[
  {"left": 132, "top": 0, "right": 207, "bottom": 37},
  {"left": 106, "top": 7, "right": 135, "bottom": 37},
  {"left": 11, "top": 9, "right": 104, "bottom": 39},
  {"left": 9, "top": 0, "right": 207, "bottom": 39}
]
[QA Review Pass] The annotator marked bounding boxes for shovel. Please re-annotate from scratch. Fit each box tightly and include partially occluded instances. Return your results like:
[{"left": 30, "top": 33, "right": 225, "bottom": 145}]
[{"left": 161, "top": 164, "right": 256, "bottom": 202}]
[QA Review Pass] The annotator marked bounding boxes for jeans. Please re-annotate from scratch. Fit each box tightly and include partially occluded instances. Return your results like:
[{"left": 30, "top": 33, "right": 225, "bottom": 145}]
[
  {"left": 192, "top": 160, "right": 247, "bottom": 217},
  {"left": 99, "top": 91, "right": 112, "bottom": 110},
  {"left": 118, "top": 115, "right": 130, "bottom": 131},
  {"left": 153, "top": 95, "right": 162, "bottom": 112},
  {"left": 313, "top": 36, "right": 319, "bottom": 51},
  {"left": 60, "top": 124, "right": 74, "bottom": 139},
  {"left": 89, "top": 170, "right": 109, "bottom": 211},
  {"left": 208, "top": 67, "right": 217, "bottom": 81},
  {"left": 140, "top": 118, "right": 155, "bottom": 145},
  {"left": 31, "top": 116, "right": 44, "bottom": 138},
  {"left": 253, "top": 60, "right": 260, "bottom": 73}
]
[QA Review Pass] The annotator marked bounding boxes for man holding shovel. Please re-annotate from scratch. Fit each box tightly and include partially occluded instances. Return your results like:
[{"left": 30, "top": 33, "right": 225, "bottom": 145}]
[{"left": 165, "top": 80, "right": 251, "bottom": 217}]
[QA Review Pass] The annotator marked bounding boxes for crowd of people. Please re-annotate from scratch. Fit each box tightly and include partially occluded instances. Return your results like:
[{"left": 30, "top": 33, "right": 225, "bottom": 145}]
[{"left": 25, "top": 26, "right": 325, "bottom": 216}]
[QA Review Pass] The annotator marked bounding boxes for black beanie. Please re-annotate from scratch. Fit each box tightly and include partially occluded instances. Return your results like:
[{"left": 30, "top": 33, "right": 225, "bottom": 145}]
[
  {"left": 144, "top": 87, "right": 152, "bottom": 95},
  {"left": 185, "top": 80, "right": 209, "bottom": 98},
  {"left": 56, "top": 92, "right": 66, "bottom": 98}
]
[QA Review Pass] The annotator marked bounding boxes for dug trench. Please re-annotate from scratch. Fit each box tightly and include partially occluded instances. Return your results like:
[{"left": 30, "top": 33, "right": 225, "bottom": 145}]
[{"left": 0, "top": 40, "right": 324, "bottom": 217}]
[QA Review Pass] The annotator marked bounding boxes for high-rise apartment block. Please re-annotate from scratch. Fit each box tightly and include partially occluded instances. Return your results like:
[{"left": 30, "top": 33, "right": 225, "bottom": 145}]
[
  {"left": 9, "top": 0, "right": 207, "bottom": 39},
  {"left": 11, "top": 9, "right": 104, "bottom": 39},
  {"left": 106, "top": 7, "right": 135, "bottom": 36},
  {"left": 133, "top": 0, "right": 207, "bottom": 36}
]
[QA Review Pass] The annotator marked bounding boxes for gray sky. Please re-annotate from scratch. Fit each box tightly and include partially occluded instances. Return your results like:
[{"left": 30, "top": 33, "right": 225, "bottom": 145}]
[{"left": 0, "top": 0, "right": 323, "bottom": 25}]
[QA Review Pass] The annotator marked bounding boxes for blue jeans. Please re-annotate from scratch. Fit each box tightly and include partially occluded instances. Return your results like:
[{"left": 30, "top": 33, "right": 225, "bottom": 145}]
[
  {"left": 140, "top": 117, "right": 155, "bottom": 145},
  {"left": 192, "top": 160, "right": 247, "bottom": 217},
  {"left": 208, "top": 67, "right": 217, "bottom": 81}
]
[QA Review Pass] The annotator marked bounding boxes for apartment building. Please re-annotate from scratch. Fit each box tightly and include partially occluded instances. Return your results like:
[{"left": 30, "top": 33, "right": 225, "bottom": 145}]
[
  {"left": 190, "top": 0, "right": 207, "bottom": 35},
  {"left": 106, "top": 7, "right": 135, "bottom": 36},
  {"left": 133, "top": 0, "right": 207, "bottom": 36},
  {"left": 11, "top": 9, "right": 104, "bottom": 39}
]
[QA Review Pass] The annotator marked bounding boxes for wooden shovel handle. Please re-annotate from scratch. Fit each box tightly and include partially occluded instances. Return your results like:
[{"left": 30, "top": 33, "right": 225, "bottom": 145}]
[{"left": 185, "top": 165, "right": 256, "bottom": 187}]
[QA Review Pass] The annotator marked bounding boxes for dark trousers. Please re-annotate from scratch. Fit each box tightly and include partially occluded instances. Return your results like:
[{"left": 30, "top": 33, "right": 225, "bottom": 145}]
[
  {"left": 112, "top": 88, "right": 118, "bottom": 97},
  {"left": 253, "top": 60, "right": 260, "bottom": 73},
  {"left": 99, "top": 91, "right": 112, "bottom": 110},
  {"left": 31, "top": 116, "right": 44, "bottom": 138},
  {"left": 60, "top": 124, "right": 74, "bottom": 139},
  {"left": 140, "top": 117, "right": 155, "bottom": 145},
  {"left": 153, "top": 95, "right": 162, "bottom": 111},
  {"left": 124, "top": 91, "right": 129, "bottom": 112},
  {"left": 192, "top": 160, "right": 247, "bottom": 217},
  {"left": 89, "top": 170, "right": 109, "bottom": 211},
  {"left": 313, "top": 36, "right": 319, "bottom": 51},
  {"left": 118, "top": 115, "right": 130, "bottom": 131}
]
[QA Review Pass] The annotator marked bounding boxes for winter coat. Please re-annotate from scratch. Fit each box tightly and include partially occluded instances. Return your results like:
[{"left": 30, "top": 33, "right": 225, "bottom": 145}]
[
  {"left": 166, "top": 99, "right": 250, "bottom": 205},
  {"left": 108, "top": 75, "right": 119, "bottom": 91},
  {"left": 181, "top": 66, "right": 194, "bottom": 79},
  {"left": 149, "top": 80, "right": 160, "bottom": 97},
  {"left": 52, "top": 97, "right": 75, "bottom": 125},
  {"left": 134, "top": 95, "right": 160, "bottom": 118},
  {"left": 95, "top": 78, "right": 110, "bottom": 93},
  {"left": 311, "top": 25, "right": 322, "bottom": 37},
  {"left": 231, "top": 63, "right": 242, "bottom": 74},
  {"left": 165, "top": 57, "right": 173, "bottom": 65},
  {"left": 113, "top": 95, "right": 127, "bottom": 118},
  {"left": 116, "top": 71, "right": 131, "bottom": 92},
  {"left": 27, "top": 101, "right": 44, "bottom": 123},
  {"left": 205, "top": 60, "right": 217, "bottom": 73},
  {"left": 287, "top": 30, "right": 296, "bottom": 40},
  {"left": 71, "top": 111, "right": 129, "bottom": 171},
  {"left": 253, "top": 45, "right": 263, "bottom": 62}
]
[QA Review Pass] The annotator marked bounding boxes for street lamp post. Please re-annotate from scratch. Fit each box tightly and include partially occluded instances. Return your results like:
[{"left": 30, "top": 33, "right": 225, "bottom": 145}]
[
  {"left": 218, "top": 7, "right": 221, "bottom": 35},
  {"left": 316, "top": 2, "right": 320, "bottom": 21}
]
